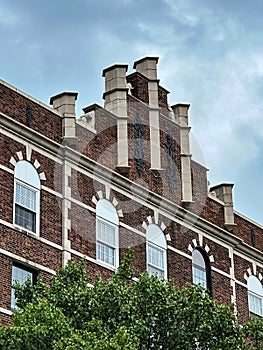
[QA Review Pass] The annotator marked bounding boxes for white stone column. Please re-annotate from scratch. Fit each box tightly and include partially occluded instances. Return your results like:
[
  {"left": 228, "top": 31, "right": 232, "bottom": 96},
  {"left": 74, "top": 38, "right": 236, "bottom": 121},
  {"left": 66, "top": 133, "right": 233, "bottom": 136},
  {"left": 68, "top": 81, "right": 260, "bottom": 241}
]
[
  {"left": 117, "top": 117, "right": 129, "bottom": 169},
  {"left": 61, "top": 160, "right": 72, "bottom": 267},
  {"left": 50, "top": 92, "right": 78, "bottom": 147},
  {"left": 102, "top": 64, "right": 130, "bottom": 175},
  {"left": 172, "top": 103, "right": 193, "bottom": 203}
]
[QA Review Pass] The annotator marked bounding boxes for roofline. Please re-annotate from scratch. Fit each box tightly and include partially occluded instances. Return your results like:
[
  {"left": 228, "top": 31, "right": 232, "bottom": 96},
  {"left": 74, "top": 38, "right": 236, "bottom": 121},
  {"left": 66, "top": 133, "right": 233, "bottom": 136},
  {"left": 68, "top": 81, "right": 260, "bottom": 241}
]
[{"left": 0, "top": 79, "right": 61, "bottom": 117}]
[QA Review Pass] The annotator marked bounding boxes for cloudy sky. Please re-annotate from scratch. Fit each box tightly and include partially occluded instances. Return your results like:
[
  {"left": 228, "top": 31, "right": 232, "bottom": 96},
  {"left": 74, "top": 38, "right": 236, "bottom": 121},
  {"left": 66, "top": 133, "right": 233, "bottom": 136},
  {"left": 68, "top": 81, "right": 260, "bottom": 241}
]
[{"left": 1, "top": 0, "right": 263, "bottom": 224}]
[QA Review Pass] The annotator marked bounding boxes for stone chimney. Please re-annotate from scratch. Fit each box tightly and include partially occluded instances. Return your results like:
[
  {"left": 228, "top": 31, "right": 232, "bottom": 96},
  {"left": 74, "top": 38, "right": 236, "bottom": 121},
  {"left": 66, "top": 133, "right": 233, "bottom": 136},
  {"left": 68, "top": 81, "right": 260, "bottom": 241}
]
[
  {"left": 133, "top": 56, "right": 158, "bottom": 80},
  {"left": 210, "top": 183, "right": 235, "bottom": 229},
  {"left": 102, "top": 64, "right": 130, "bottom": 175},
  {"left": 133, "top": 57, "right": 159, "bottom": 107},
  {"left": 172, "top": 103, "right": 192, "bottom": 203},
  {"left": 50, "top": 92, "right": 78, "bottom": 145},
  {"left": 133, "top": 57, "right": 161, "bottom": 172},
  {"left": 102, "top": 64, "right": 128, "bottom": 117}
]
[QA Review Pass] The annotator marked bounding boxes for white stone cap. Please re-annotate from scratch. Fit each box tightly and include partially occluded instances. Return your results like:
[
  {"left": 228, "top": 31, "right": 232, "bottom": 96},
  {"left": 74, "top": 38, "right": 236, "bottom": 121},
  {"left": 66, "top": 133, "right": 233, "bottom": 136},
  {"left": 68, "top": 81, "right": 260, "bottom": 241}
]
[
  {"left": 133, "top": 56, "right": 159, "bottom": 80},
  {"left": 50, "top": 92, "right": 78, "bottom": 116}
]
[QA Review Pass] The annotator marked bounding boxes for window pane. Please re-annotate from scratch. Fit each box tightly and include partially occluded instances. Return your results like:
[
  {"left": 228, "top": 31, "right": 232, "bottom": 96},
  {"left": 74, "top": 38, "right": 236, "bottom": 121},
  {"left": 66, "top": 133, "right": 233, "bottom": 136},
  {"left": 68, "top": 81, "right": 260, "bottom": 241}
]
[
  {"left": 96, "top": 214, "right": 118, "bottom": 267},
  {"left": 192, "top": 249, "right": 206, "bottom": 269},
  {"left": 147, "top": 244, "right": 165, "bottom": 278},
  {"left": 148, "top": 244, "right": 164, "bottom": 269},
  {"left": 15, "top": 160, "right": 40, "bottom": 189},
  {"left": 248, "top": 275, "right": 263, "bottom": 295},
  {"left": 15, "top": 205, "right": 36, "bottom": 232},
  {"left": 16, "top": 183, "right": 36, "bottom": 211},
  {"left": 248, "top": 292, "right": 263, "bottom": 316},
  {"left": 96, "top": 242, "right": 115, "bottom": 266},
  {"left": 97, "top": 199, "right": 118, "bottom": 224},
  {"left": 192, "top": 266, "right": 207, "bottom": 288},
  {"left": 11, "top": 266, "right": 33, "bottom": 309},
  {"left": 97, "top": 220, "right": 116, "bottom": 246}
]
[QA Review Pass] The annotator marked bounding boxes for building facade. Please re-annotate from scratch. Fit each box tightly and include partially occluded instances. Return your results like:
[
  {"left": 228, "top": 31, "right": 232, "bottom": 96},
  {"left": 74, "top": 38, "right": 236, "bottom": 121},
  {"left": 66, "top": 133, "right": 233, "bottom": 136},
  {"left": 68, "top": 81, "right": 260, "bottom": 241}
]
[{"left": 0, "top": 57, "right": 263, "bottom": 326}]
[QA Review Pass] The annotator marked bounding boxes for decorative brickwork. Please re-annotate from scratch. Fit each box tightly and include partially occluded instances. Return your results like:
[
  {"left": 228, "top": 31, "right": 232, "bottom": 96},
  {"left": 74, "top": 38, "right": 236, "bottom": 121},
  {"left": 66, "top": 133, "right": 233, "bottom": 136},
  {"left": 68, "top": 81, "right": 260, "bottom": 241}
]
[{"left": 0, "top": 57, "right": 262, "bottom": 325}]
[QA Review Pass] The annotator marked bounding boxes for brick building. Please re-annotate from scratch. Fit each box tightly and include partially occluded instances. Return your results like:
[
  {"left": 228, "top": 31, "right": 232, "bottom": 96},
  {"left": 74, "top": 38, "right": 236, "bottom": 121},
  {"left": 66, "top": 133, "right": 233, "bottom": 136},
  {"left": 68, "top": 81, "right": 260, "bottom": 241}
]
[{"left": 0, "top": 57, "right": 262, "bottom": 326}]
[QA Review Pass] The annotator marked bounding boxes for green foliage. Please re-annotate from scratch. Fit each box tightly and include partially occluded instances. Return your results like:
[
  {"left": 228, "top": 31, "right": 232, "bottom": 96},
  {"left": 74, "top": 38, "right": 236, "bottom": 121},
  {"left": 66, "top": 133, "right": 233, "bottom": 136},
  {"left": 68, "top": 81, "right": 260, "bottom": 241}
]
[
  {"left": 243, "top": 316, "right": 263, "bottom": 350},
  {"left": 0, "top": 248, "right": 261, "bottom": 349},
  {"left": 0, "top": 299, "right": 71, "bottom": 350}
]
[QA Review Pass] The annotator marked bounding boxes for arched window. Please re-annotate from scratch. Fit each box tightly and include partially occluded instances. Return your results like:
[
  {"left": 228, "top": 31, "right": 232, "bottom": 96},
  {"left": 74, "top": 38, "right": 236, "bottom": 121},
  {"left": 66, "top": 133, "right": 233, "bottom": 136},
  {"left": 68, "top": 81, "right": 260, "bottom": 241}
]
[
  {"left": 146, "top": 224, "right": 167, "bottom": 279},
  {"left": 14, "top": 160, "right": 40, "bottom": 234},
  {"left": 96, "top": 199, "right": 119, "bottom": 268},
  {"left": 248, "top": 275, "right": 263, "bottom": 317},
  {"left": 192, "top": 248, "right": 212, "bottom": 294}
]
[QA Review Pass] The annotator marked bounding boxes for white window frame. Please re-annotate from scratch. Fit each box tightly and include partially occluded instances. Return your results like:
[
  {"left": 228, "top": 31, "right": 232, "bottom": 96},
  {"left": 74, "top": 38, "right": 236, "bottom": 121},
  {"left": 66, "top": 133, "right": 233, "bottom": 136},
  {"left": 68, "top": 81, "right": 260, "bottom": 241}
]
[
  {"left": 96, "top": 199, "right": 119, "bottom": 268},
  {"left": 13, "top": 161, "right": 40, "bottom": 235},
  {"left": 147, "top": 242, "right": 166, "bottom": 278},
  {"left": 248, "top": 275, "right": 263, "bottom": 317},
  {"left": 192, "top": 249, "right": 207, "bottom": 288},
  {"left": 146, "top": 224, "right": 167, "bottom": 279}
]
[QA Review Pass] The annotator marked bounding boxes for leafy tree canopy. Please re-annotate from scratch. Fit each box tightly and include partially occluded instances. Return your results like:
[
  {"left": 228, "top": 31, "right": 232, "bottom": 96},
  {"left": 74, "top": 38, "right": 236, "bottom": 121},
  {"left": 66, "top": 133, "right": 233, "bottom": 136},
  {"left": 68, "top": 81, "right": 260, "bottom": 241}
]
[{"left": 0, "top": 248, "right": 262, "bottom": 349}]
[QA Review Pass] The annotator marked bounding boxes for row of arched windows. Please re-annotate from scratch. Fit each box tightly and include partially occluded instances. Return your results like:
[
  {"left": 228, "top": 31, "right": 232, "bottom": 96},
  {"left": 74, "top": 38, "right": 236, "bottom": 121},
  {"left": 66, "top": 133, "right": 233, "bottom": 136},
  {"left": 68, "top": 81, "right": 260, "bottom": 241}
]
[
  {"left": 95, "top": 198, "right": 263, "bottom": 317},
  {"left": 12, "top": 160, "right": 263, "bottom": 317}
]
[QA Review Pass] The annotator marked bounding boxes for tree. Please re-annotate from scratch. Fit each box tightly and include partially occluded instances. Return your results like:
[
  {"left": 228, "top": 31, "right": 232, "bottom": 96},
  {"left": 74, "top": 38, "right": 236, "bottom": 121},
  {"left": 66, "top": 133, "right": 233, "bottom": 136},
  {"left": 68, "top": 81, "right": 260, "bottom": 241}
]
[
  {"left": 0, "top": 249, "right": 262, "bottom": 349},
  {"left": 243, "top": 316, "right": 263, "bottom": 350}
]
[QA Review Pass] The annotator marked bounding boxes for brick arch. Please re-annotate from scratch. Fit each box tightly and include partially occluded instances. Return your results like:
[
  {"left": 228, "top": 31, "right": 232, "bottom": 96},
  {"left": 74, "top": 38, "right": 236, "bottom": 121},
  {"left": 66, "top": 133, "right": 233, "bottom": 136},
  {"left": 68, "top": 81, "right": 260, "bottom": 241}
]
[
  {"left": 91, "top": 187, "right": 123, "bottom": 218},
  {"left": 142, "top": 214, "right": 171, "bottom": 242},
  {"left": 187, "top": 238, "right": 215, "bottom": 263},
  {"left": 9, "top": 148, "right": 46, "bottom": 182},
  {"left": 244, "top": 266, "right": 263, "bottom": 283}
]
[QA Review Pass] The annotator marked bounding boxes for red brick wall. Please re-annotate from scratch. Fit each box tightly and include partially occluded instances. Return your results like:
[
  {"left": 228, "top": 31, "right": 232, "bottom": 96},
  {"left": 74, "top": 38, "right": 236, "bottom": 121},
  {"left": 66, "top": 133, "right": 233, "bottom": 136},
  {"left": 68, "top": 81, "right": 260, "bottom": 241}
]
[
  {"left": 41, "top": 191, "right": 62, "bottom": 245},
  {"left": 69, "top": 202, "right": 96, "bottom": 257},
  {"left": 126, "top": 72, "right": 169, "bottom": 115},
  {"left": 0, "top": 84, "right": 62, "bottom": 143},
  {"left": 76, "top": 108, "right": 118, "bottom": 170},
  {"left": 0, "top": 255, "right": 12, "bottom": 310},
  {"left": 127, "top": 73, "right": 149, "bottom": 105},
  {"left": 203, "top": 238, "right": 230, "bottom": 274},
  {"left": 159, "top": 119, "right": 182, "bottom": 204},
  {"left": 212, "top": 271, "right": 232, "bottom": 305},
  {"left": 168, "top": 251, "right": 192, "bottom": 287},
  {"left": 236, "top": 283, "right": 249, "bottom": 324},
  {"left": 0, "top": 227, "right": 61, "bottom": 270},
  {"left": 31, "top": 150, "right": 62, "bottom": 193},
  {"left": 0, "top": 170, "right": 13, "bottom": 225},
  {"left": 234, "top": 214, "right": 263, "bottom": 251},
  {"left": 158, "top": 86, "right": 169, "bottom": 117},
  {"left": 234, "top": 254, "right": 249, "bottom": 282},
  {"left": 0, "top": 313, "right": 12, "bottom": 326},
  {"left": 200, "top": 197, "right": 225, "bottom": 229},
  {"left": 119, "top": 227, "right": 146, "bottom": 275},
  {"left": 0, "top": 135, "right": 24, "bottom": 168}
]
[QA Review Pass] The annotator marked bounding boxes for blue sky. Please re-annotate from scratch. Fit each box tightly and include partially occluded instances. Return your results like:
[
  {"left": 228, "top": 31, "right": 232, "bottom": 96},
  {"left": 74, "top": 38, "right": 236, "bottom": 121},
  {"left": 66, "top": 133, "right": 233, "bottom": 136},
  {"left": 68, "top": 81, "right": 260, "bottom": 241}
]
[{"left": 1, "top": 0, "right": 263, "bottom": 224}]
